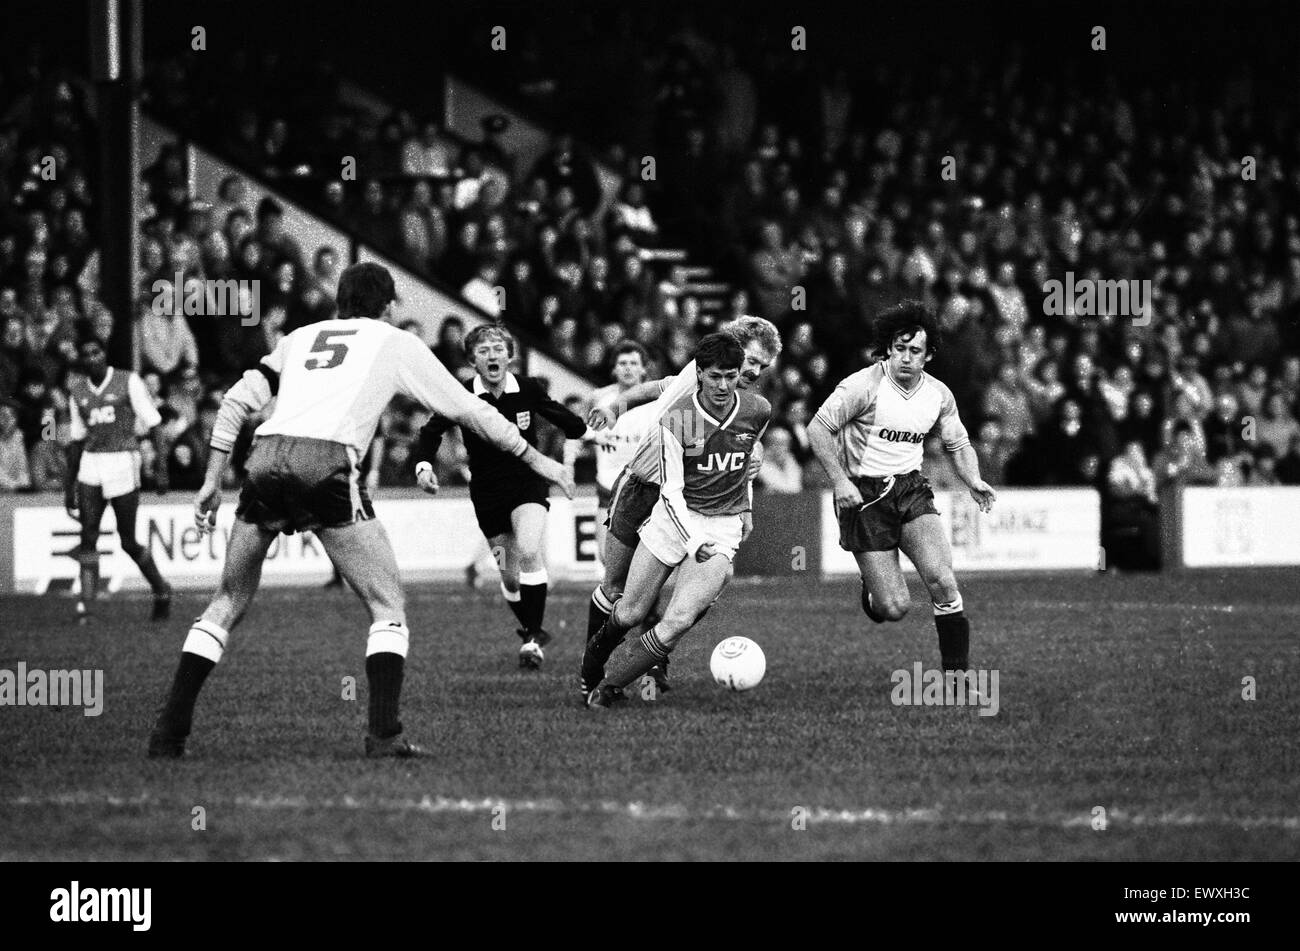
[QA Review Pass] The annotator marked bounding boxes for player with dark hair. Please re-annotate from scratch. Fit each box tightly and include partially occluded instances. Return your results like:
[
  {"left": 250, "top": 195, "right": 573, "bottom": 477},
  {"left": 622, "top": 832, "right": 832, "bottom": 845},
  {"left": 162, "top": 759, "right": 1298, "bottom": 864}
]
[
  {"left": 148, "top": 263, "right": 573, "bottom": 759},
  {"left": 64, "top": 331, "right": 173, "bottom": 622},
  {"left": 808, "top": 300, "right": 996, "bottom": 677},
  {"left": 582, "top": 332, "right": 771, "bottom": 708},
  {"left": 412, "top": 323, "right": 593, "bottom": 669},
  {"left": 583, "top": 316, "right": 781, "bottom": 692}
]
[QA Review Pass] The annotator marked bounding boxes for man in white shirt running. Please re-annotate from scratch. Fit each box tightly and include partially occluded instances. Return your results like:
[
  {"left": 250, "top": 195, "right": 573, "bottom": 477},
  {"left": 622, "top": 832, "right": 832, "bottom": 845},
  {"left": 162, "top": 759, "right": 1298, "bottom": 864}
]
[{"left": 147, "top": 263, "right": 572, "bottom": 760}]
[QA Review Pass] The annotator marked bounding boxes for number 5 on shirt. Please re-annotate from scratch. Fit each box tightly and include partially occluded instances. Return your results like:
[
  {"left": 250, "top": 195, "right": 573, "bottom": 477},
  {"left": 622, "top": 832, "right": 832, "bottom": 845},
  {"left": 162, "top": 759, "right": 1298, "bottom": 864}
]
[{"left": 306, "top": 329, "right": 358, "bottom": 370}]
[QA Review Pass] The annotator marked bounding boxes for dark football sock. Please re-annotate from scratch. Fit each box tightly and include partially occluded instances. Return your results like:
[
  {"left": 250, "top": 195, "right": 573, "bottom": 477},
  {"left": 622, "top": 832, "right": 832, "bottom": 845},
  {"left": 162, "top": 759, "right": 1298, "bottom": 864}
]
[
  {"left": 519, "top": 569, "right": 548, "bottom": 633},
  {"left": 158, "top": 652, "right": 215, "bottom": 738},
  {"left": 587, "top": 586, "right": 614, "bottom": 643},
  {"left": 604, "top": 628, "right": 670, "bottom": 690},
  {"left": 365, "top": 652, "right": 405, "bottom": 739},
  {"left": 79, "top": 561, "right": 99, "bottom": 603},
  {"left": 500, "top": 583, "right": 527, "bottom": 628},
  {"left": 935, "top": 612, "right": 970, "bottom": 670},
  {"left": 590, "top": 609, "right": 633, "bottom": 668},
  {"left": 131, "top": 550, "right": 169, "bottom": 595}
]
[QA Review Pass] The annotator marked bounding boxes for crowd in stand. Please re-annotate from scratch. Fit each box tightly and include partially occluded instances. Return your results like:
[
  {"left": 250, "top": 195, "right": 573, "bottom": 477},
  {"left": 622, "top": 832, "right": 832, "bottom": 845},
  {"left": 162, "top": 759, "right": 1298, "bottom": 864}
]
[{"left": 5, "top": 30, "right": 1300, "bottom": 545}]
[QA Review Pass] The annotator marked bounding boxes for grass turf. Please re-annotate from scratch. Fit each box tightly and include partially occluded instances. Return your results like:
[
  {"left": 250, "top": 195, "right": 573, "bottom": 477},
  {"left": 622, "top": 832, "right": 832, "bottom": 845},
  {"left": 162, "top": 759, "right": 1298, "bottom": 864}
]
[{"left": 1, "top": 569, "right": 1297, "bottom": 860}]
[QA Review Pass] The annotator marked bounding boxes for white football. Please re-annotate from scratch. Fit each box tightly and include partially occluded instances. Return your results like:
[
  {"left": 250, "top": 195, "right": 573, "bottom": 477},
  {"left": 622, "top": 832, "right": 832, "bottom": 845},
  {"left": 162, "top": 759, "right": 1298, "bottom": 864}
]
[{"left": 710, "top": 636, "right": 766, "bottom": 691}]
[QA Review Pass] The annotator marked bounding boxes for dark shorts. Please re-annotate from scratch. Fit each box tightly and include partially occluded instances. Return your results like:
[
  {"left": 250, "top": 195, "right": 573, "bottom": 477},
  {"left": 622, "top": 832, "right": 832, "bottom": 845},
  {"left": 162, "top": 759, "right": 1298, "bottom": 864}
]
[
  {"left": 837, "top": 470, "right": 939, "bottom": 553},
  {"left": 604, "top": 471, "right": 661, "bottom": 547},
  {"left": 471, "top": 480, "right": 551, "bottom": 539},
  {"left": 236, "top": 435, "right": 373, "bottom": 535},
  {"left": 596, "top": 482, "right": 613, "bottom": 510}
]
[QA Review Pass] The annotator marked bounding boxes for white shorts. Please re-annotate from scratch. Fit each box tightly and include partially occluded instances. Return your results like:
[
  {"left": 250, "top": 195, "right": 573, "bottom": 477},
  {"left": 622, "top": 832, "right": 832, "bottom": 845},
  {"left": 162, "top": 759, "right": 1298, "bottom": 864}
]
[
  {"left": 638, "top": 498, "right": 744, "bottom": 566},
  {"left": 78, "top": 450, "right": 141, "bottom": 500}
]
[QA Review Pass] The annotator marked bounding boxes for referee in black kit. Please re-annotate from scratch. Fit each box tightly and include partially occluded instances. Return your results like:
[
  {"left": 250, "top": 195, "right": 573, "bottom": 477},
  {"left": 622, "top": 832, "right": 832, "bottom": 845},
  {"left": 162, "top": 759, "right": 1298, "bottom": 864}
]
[{"left": 415, "top": 324, "right": 595, "bottom": 669}]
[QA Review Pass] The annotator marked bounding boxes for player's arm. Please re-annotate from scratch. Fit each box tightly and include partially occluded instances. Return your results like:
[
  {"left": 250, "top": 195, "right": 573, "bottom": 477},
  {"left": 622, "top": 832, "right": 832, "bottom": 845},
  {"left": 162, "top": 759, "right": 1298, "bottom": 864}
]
[
  {"left": 195, "top": 359, "right": 279, "bottom": 532},
  {"left": 935, "top": 386, "right": 995, "bottom": 512},
  {"left": 64, "top": 396, "right": 86, "bottom": 517},
  {"left": 588, "top": 360, "right": 696, "bottom": 429},
  {"left": 808, "top": 375, "right": 870, "bottom": 513},
  {"left": 395, "top": 336, "right": 573, "bottom": 497},
  {"left": 127, "top": 372, "right": 165, "bottom": 488},
  {"left": 412, "top": 413, "right": 455, "bottom": 495},
  {"left": 658, "top": 421, "right": 708, "bottom": 561},
  {"left": 740, "top": 419, "right": 770, "bottom": 542},
  {"left": 530, "top": 381, "right": 594, "bottom": 469}
]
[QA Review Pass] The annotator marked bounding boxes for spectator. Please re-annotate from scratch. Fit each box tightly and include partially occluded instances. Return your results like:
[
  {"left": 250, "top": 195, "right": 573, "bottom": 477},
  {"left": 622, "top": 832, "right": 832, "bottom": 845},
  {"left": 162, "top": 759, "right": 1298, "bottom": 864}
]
[
  {"left": 14, "top": 370, "right": 54, "bottom": 450},
  {"left": 136, "top": 286, "right": 199, "bottom": 380},
  {"left": 973, "top": 418, "right": 1013, "bottom": 486},
  {"left": 1120, "top": 389, "right": 1163, "bottom": 457},
  {"left": 1022, "top": 357, "right": 1067, "bottom": 428},
  {"left": 755, "top": 426, "right": 803, "bottom": 494},
  {"left": 0, "top": 404, "right": 31, "bottom": 490},
  {"left": 982, "top": 363, "right": 1034, "bottom": 443},
  {"left": 1256, "top": 392, "right": 1300, "bottom": 457},
  {"left": 462, "top": 260, "right": 504, "bottom": 317},
  {"left": 1247, "top": 446, "right": 1280, "bottom": 486},
  {"left": 166, "top": 440, "right": 205, "bottom": 491},
  {"left": 1275, "top": 434, "right": 1300, "bottom": 484},
  {"left": 0, "top": 315, "right": 32, "bottom": 398},
  {"left": 1104, "top": 439, "right": 1161, "bottom": 571},
  {"left": 530, "top": 132, "right": 602, "bottom": 216},
  {"left": 432, "top": 317, "right": 472, "bottom": 381},
  {"left": 26, "top": 420, "right": 67, "bottom": 491},
  {"left": 1152, "top": 420, "right": 1216, "bottom": 488},
  {"left": 749, "top": 221, "right": 802, "bottom": 323},
  {"left": 1204, "top": 392, "right": 1247, "bottom": 463},
  {"left": 401, "top": 118, "right": 456, "bottom": 177}
]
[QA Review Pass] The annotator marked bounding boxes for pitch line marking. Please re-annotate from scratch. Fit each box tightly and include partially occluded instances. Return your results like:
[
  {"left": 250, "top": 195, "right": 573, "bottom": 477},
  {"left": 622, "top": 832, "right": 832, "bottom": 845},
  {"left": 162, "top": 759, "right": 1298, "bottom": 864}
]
[{"left": 5, "top": 793, "right": 1298, "bottom": 831}]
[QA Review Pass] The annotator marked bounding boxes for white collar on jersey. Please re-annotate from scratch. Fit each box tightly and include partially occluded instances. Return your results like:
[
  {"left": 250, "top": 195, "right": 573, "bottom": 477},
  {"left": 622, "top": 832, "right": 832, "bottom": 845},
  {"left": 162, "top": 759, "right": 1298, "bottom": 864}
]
[
  {"left": 473, "top": 371, "right": 521, "bottom": 396},
  {"left": 693, "top": 391, "right": 740, "bottom": 429},
  {"left": 883, "top": 362, "right": 925, "bottom": 399},
  {"left": 89, "top": 367, "right": 115, "bottom": 395}
]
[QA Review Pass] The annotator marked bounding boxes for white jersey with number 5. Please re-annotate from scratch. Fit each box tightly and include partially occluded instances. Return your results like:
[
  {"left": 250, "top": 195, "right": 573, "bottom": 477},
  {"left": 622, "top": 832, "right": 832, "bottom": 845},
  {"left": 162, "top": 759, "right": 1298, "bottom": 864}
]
[{"left": 251, "top": 318, "right": 519, "bottom": 456}]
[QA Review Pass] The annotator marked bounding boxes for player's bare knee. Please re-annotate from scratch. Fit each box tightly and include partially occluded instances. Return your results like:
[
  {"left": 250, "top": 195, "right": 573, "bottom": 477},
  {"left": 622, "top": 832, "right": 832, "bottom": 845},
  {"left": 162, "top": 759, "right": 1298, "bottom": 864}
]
[
  {"left": 613, "top": 593, "right": 651, "bottom": 629},
  {"left": 880, "top": 598, "right": 910, "bottom": 621},
  {"left": 924, "top": 571, "right": 958, "bottom": 603}
]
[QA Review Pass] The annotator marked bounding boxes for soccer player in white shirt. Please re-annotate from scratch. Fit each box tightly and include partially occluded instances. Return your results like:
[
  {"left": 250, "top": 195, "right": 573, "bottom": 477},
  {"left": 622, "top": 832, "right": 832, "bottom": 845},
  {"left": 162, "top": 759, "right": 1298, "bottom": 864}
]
[
  {"left": 809, "top": 302, "right": 996, "bottom": 675},
  {"left": 147, "top": 263, "right": 573, "bottom": 760}
]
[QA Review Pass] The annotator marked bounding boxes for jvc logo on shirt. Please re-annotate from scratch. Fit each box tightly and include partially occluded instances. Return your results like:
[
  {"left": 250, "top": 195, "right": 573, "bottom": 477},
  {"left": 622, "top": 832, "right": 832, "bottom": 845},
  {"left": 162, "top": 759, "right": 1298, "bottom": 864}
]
[
  {"left": 50, "top": 882, "right": 151, "bottom": 931},
  {"left": 87, "top": 405, "right": 117, "bottom": 426},
  {"left": 697, "top": 452, "right": 747, "bottom": 472}
]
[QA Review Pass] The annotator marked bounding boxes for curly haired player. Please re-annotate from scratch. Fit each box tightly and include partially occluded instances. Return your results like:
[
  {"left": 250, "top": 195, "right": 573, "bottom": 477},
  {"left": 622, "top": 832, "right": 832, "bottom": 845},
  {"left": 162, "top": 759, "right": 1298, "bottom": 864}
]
[{"left": 808, "top": 301, "right": 996, "bottom": 676}]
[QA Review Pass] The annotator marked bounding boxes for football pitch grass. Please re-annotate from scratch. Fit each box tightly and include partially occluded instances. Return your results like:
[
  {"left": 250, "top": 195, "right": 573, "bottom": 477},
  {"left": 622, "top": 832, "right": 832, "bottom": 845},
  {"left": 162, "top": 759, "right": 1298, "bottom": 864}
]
[{"left": 2, "top": 569, "right": 1298, "bottom": 861}]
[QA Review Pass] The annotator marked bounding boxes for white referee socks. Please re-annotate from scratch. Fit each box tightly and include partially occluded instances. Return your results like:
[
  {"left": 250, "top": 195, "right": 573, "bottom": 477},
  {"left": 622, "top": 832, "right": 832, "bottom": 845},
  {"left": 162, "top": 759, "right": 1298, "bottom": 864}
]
[
  {"left": 366, "top": 621, "right": 410, "bottom": 658},
  {"left": 182, "top": 618, "right": 229, "bottom": 664}
]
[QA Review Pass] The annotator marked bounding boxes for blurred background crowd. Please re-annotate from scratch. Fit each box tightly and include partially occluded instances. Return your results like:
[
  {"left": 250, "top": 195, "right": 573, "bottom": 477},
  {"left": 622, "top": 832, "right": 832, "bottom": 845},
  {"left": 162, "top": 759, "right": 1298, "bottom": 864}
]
[{"left": 3, "top": 4, "right": 1299, "bottom": 574}]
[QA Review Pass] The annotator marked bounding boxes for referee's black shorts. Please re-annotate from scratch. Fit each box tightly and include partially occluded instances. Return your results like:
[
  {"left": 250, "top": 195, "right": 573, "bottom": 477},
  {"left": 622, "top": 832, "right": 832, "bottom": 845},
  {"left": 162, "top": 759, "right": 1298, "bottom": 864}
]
[
  {"left": 470, "top": 479, "right": 551, "bottom": 539},
  {"left": 837, "top": 470, "right": 939, "bottom": 553}
]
